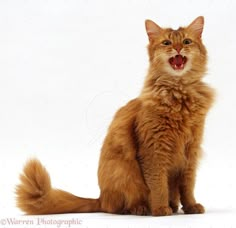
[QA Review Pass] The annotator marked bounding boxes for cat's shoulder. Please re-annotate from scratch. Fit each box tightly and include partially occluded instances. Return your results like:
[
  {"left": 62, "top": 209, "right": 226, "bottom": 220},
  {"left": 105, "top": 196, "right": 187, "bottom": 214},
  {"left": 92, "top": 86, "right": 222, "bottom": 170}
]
[
  {"left": 192, "top": 82, "right": 215, "bottom": 103},
  {"left": 109, "top": 98, "right": 142, "bottom": 130},
  {"left": 116, "top": 98, "right": 142, "bottom": 116},
  {"left": 186, "top": 81, "right": 215, "bottom": 112}
]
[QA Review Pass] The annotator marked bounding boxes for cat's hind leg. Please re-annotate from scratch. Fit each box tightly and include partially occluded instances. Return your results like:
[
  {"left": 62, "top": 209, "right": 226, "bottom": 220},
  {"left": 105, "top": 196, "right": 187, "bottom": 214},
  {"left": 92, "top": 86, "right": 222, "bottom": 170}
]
[{"left": 98, "top": 159, "right": 149, "bottom": 215}]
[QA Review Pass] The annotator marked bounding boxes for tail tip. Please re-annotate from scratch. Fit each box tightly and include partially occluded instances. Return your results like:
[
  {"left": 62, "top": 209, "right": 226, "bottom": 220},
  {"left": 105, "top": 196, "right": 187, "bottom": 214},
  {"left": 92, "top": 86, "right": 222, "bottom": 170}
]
[{"left": 15, "top": 158, "right": 51, "bottom": 214}]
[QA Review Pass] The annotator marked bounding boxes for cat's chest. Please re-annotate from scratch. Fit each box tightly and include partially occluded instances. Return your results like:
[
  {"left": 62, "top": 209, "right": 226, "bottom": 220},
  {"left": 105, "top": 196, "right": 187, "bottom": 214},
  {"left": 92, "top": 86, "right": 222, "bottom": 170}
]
[
  {"left": 137, "top": 83, "right": 213, "bottom": 145},
  {"left": 137, "top": 90, "right": 209, "bottom": 144},
  {"left": 157, "top": 84, "right": 213, "bottom": 119}
]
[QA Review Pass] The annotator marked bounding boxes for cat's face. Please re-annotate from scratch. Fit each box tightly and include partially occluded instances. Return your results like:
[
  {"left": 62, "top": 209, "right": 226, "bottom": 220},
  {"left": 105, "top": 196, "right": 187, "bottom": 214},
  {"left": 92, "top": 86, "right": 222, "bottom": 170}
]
[{"left": 146, "top": 17, "right": 207, "bottom": 78}]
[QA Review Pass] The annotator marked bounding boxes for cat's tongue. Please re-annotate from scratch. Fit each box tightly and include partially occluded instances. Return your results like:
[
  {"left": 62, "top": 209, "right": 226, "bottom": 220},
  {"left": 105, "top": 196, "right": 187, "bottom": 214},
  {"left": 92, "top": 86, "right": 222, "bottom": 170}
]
[{"left": 169, "top": 55, "right": 187, "bottom": 70}]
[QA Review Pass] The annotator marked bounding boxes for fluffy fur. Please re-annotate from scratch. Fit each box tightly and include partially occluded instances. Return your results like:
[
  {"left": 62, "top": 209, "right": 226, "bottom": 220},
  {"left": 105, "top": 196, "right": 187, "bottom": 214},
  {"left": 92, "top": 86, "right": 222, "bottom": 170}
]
[{"left": 16, "top": 16, "right": 214, "bottom": 216}]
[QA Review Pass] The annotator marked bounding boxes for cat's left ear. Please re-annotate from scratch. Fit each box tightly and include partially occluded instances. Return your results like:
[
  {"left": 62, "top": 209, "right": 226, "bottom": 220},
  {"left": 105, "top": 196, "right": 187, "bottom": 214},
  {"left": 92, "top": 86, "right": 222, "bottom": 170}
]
[{"left": 187, "top": 16, "right": 204, "bottom": 38}]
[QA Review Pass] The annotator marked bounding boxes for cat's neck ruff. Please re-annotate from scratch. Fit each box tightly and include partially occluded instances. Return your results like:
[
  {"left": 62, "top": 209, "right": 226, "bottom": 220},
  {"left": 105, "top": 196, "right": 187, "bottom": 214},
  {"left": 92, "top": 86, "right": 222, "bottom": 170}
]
[{"left": 140, "top": 69, "right": 205, "bottom": 100}]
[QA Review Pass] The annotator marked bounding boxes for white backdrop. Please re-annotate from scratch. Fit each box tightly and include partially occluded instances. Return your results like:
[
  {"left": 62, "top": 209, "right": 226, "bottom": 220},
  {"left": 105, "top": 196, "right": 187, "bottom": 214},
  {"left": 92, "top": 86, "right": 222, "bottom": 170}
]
[{"left": 0, "top": 0, "right": 235, "bottom": 227}]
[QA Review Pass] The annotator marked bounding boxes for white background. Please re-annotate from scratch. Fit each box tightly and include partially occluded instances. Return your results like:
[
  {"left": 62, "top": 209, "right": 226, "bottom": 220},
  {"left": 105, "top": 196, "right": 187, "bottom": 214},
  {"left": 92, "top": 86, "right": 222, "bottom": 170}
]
[{"left": 0, "top": 0, "right": 236, "bottom": 227}]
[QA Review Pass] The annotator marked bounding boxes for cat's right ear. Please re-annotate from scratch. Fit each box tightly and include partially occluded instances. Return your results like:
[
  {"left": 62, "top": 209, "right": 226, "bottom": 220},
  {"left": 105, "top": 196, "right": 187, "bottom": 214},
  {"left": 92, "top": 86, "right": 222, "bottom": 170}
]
[{"left": 145, "top": 20, "right": 163, "bottom": 41}]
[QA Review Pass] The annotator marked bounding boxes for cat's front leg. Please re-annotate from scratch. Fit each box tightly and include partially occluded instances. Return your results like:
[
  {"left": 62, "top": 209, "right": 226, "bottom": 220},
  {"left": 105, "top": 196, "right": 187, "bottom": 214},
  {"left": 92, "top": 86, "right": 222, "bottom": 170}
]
[
  {"left": 141, "top": 154, "right": 173, "bottom": 216},
  {"left": 149, "top": 166, "right": 173, "bottom": 216},
  {"left": 179, "top": 146, "right": 205, "bottom": 214},
  {"left": 179, "top": 167, "right": 205, "bottom": 214}
]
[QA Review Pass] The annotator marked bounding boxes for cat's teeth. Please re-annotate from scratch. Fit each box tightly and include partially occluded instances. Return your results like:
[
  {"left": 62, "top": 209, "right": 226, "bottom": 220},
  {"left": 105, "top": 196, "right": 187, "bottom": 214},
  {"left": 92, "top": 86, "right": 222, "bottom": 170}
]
[{"left": 173, "top": 64, "right": 184, "bottom": 70}]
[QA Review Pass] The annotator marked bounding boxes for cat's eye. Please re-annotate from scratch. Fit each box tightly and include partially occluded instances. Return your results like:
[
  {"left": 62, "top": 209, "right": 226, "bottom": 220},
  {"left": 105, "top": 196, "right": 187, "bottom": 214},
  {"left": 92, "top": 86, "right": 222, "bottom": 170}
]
[
  {"left": 162, "top": 40, "right": 172, "bottom": 46},
  {"left": 183, "top": 39, "right": 192, "bottom": 45}
]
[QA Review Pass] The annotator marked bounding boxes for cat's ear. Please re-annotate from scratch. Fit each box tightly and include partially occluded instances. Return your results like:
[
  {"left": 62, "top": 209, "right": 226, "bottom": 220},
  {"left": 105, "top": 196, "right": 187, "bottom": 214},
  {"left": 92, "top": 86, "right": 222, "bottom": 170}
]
[
  {"left": 145, "top": 20, "right": 163, "bottom": 40},
  {"left": 187, "top": 16, "right": 204, "bottom": 38}
]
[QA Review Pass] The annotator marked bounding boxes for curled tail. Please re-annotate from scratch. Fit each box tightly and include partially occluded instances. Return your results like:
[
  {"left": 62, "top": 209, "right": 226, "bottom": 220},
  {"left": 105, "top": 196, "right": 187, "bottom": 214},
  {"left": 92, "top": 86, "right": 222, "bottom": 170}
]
[{"left": 16, "top": 159, "right": 101, "bottom": 215}]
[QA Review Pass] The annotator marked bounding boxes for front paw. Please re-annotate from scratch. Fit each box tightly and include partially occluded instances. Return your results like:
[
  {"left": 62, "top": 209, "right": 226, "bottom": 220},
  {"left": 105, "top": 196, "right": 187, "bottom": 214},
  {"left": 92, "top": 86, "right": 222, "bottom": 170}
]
[
  {"left": 169, "top": 202, "right": 179, "bottom": 213},
  {"left": 182, "top": 203, "right": 205, "bottom": 214},
  {"left": 152, "top": 206, "right": 173, "bottom": 216}
]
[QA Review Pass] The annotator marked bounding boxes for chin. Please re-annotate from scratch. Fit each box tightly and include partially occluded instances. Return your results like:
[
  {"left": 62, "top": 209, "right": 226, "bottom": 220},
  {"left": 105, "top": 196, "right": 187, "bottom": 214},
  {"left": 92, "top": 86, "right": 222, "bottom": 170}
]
[{"left": 169, "top": 66, "right": 191, "bottom": 77}]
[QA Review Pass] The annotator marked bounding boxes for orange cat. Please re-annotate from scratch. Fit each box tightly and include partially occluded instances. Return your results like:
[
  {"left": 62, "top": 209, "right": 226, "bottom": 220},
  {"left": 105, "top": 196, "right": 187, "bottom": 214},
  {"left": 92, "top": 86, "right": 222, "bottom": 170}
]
[{"left": 16, "top": 16, "right": 214, "bottom": 216}]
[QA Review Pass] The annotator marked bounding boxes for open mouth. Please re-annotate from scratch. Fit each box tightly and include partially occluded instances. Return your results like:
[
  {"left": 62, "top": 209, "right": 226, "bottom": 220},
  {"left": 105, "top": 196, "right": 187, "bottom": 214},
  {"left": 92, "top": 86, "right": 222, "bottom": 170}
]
[{"left": 169, "top": 55, "right": 187, "bottom": 70}]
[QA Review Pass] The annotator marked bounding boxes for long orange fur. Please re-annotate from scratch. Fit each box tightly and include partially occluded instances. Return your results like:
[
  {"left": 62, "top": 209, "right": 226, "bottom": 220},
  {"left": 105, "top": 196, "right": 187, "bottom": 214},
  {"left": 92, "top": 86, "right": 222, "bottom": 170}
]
[{"left": 16, "top": 16, "right": 214, "bottom": 216}]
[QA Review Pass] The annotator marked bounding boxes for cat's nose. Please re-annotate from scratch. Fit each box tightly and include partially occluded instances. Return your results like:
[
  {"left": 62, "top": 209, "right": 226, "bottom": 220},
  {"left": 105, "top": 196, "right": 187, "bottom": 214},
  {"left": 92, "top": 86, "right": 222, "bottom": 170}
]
[{"left": 174, "top": 44, "right": 182, "bottom": 53}]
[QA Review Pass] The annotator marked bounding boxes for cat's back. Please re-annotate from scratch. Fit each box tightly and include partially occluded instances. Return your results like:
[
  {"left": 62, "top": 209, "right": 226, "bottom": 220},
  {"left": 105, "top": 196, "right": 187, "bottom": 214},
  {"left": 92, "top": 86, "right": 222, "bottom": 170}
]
[
  {"left": 99, "top": 98, "right": 142, "bottom": 161},
  {"left": 108, "top": 98, "right": 142, "bottom": 132}
]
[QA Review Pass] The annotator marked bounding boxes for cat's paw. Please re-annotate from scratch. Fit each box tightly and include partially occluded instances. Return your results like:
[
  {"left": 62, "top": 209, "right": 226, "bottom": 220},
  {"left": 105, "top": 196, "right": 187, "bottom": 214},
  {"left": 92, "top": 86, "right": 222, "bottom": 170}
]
[
  {"left": 152, "top": 206, "right": 173, "bottom": 216},
  {"left": 182, "top": 203, "right": 205, "bottom": 214},
  {"left": 130, "top": 205, "right": 149, "bottom": 216},
  {"left": 169, "top": 202, "right": 179, "bottom": 213}
]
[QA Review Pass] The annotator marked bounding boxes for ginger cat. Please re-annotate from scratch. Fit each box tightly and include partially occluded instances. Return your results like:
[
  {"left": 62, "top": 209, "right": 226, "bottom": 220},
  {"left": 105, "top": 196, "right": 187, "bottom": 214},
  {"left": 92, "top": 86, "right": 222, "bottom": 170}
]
[{"left": 16, "top": 16, "right": 214, "bottom": 216}]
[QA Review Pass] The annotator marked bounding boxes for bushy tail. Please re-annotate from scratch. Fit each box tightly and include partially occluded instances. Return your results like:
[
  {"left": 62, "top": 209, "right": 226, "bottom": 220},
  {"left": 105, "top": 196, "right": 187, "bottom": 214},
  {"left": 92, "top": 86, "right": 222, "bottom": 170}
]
[{"left": 16, "top": 159, "right": 101, "bottom": 215}]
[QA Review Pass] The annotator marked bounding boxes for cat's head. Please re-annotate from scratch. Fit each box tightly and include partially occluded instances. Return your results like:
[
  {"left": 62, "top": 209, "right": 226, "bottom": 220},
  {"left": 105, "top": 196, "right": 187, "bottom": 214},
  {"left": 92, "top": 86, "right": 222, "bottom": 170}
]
[{"left": 145, "top": 16, "right": 207, "bottom": 80}]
